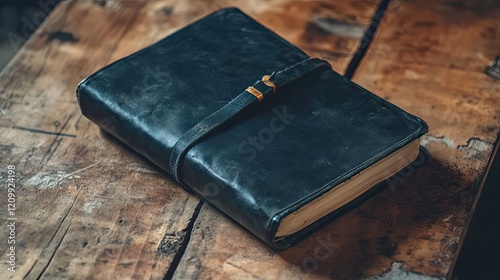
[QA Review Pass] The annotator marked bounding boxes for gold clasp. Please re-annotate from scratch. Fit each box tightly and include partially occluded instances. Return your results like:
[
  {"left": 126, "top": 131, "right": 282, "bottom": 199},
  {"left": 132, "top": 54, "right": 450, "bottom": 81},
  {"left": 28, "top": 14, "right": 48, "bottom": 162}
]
[{"left": 262, "top": 73, "right": 276, "bottom": 92}]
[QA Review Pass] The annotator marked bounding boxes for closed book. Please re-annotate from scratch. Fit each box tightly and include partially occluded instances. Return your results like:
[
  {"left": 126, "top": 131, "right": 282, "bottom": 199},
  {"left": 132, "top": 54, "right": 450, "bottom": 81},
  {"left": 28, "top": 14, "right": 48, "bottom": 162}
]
[{"left": 76, "top": 7, "right": 428, "bottom": 249}]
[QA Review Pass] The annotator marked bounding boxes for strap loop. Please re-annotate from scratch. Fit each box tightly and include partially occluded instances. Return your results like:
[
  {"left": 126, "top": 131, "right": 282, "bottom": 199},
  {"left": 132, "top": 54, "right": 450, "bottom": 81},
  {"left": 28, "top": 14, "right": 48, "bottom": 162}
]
[{"left": 246, "top": 86, "right": 264, "bottom": 102}]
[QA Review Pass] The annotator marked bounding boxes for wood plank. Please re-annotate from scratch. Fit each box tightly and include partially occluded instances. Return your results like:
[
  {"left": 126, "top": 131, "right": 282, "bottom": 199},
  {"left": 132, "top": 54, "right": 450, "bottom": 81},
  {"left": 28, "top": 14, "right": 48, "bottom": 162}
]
[
  {"left": 0, "top": 0, "right": 380, "bottom": 279},
  {"left": 351, "top": 0, "right": 500, "bottom": 277},
  {"left": 174, "top": 0, "right": 500, "bottom": 279},
  {"left": 0, "top": 1, "right": 200, "bottom": 279}
]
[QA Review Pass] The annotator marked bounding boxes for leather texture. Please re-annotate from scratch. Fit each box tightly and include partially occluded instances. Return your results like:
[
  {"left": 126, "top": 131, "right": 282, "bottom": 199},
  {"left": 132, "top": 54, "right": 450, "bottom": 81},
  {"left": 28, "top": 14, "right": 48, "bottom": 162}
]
[{"left": 76, "top": 7, "right": 428, "bottom": 249}]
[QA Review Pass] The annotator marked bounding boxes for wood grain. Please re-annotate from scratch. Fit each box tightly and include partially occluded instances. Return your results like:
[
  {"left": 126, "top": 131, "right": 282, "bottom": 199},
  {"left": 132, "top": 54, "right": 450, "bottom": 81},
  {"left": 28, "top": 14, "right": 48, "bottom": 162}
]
[
  {"left": 0, "top": 0, "right": 380, "bottom": 279},
  {"left": 352, "top": 0, "right": 500, "bottom": 277},
  {"left": 0, "top": 1, "right": 200, "bottom": 279}
]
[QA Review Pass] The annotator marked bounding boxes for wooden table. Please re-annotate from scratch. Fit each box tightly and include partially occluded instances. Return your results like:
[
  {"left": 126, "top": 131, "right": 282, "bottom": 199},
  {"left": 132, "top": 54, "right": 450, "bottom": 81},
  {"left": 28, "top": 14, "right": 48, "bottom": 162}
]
[{"left": 1, "top": 0, "right": 499, "bottom": 279}]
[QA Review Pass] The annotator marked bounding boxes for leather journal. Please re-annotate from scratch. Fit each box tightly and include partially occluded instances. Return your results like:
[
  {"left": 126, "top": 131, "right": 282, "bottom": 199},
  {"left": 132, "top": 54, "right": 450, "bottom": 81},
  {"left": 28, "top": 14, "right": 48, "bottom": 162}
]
[{"left": 76, "top": 7, "right": 428, "bottom": 249}]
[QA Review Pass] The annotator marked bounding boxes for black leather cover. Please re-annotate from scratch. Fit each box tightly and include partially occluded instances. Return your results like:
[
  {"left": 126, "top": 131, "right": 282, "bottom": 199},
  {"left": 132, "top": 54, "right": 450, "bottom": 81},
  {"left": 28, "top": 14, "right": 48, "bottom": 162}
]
[{"left": 76, "top": 7, "right": 428, "bottom": 249}]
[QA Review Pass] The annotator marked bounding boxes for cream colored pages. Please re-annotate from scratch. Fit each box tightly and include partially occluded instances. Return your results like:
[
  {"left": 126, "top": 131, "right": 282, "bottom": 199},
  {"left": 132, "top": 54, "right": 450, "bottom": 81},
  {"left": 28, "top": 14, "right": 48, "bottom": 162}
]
[{"left": 276, "top": 139, "right": 421, "bottom": 237}]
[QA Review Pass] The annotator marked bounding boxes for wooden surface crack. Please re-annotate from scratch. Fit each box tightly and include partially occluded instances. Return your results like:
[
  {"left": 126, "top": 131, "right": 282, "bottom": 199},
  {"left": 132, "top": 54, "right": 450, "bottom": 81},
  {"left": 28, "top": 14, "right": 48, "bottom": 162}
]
[
  {"left": 163, "top": 200, "right": 203, "bottom": 280},
  {"left": 344, "top": 0, "right": 391, "bottom": 79},
  {"left": 25, "top": 189, "right": 81, "bottom": 279},
  {"left": 9, "top": 125, "right": 77, "bottom": 138},
  {"left": 35, "top": 221, "right": 73, "bottom": 280}
]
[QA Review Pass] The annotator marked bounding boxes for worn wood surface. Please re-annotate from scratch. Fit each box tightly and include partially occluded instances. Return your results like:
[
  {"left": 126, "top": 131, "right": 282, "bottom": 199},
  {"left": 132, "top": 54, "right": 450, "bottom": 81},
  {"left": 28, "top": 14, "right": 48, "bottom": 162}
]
[
  {"left": 0, "top": 0, "right": 380, "bottom": 279},
  {"left": 353, "top": 0, "right": 500, "bottom": 277},
  {"left": 0, "top": 0, "right": 498, "bottom": 279}
]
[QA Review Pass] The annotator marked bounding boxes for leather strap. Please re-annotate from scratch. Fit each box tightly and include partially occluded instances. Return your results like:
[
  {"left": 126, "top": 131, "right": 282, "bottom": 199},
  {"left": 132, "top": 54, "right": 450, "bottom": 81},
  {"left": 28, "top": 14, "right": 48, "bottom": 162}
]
[{"left": 169, "top": 58, "right": 331, "bottom": 188}]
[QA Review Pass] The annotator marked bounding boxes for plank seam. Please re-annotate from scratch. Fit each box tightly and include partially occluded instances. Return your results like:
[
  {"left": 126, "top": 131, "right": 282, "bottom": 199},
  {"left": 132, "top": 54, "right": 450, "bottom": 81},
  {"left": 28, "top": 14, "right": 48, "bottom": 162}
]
[
  {"left": 344, "top": 0, "right": 391, "bottom": 79},
  {"left": 163, "top": 200, "right": 204, "bottom": 280}
]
